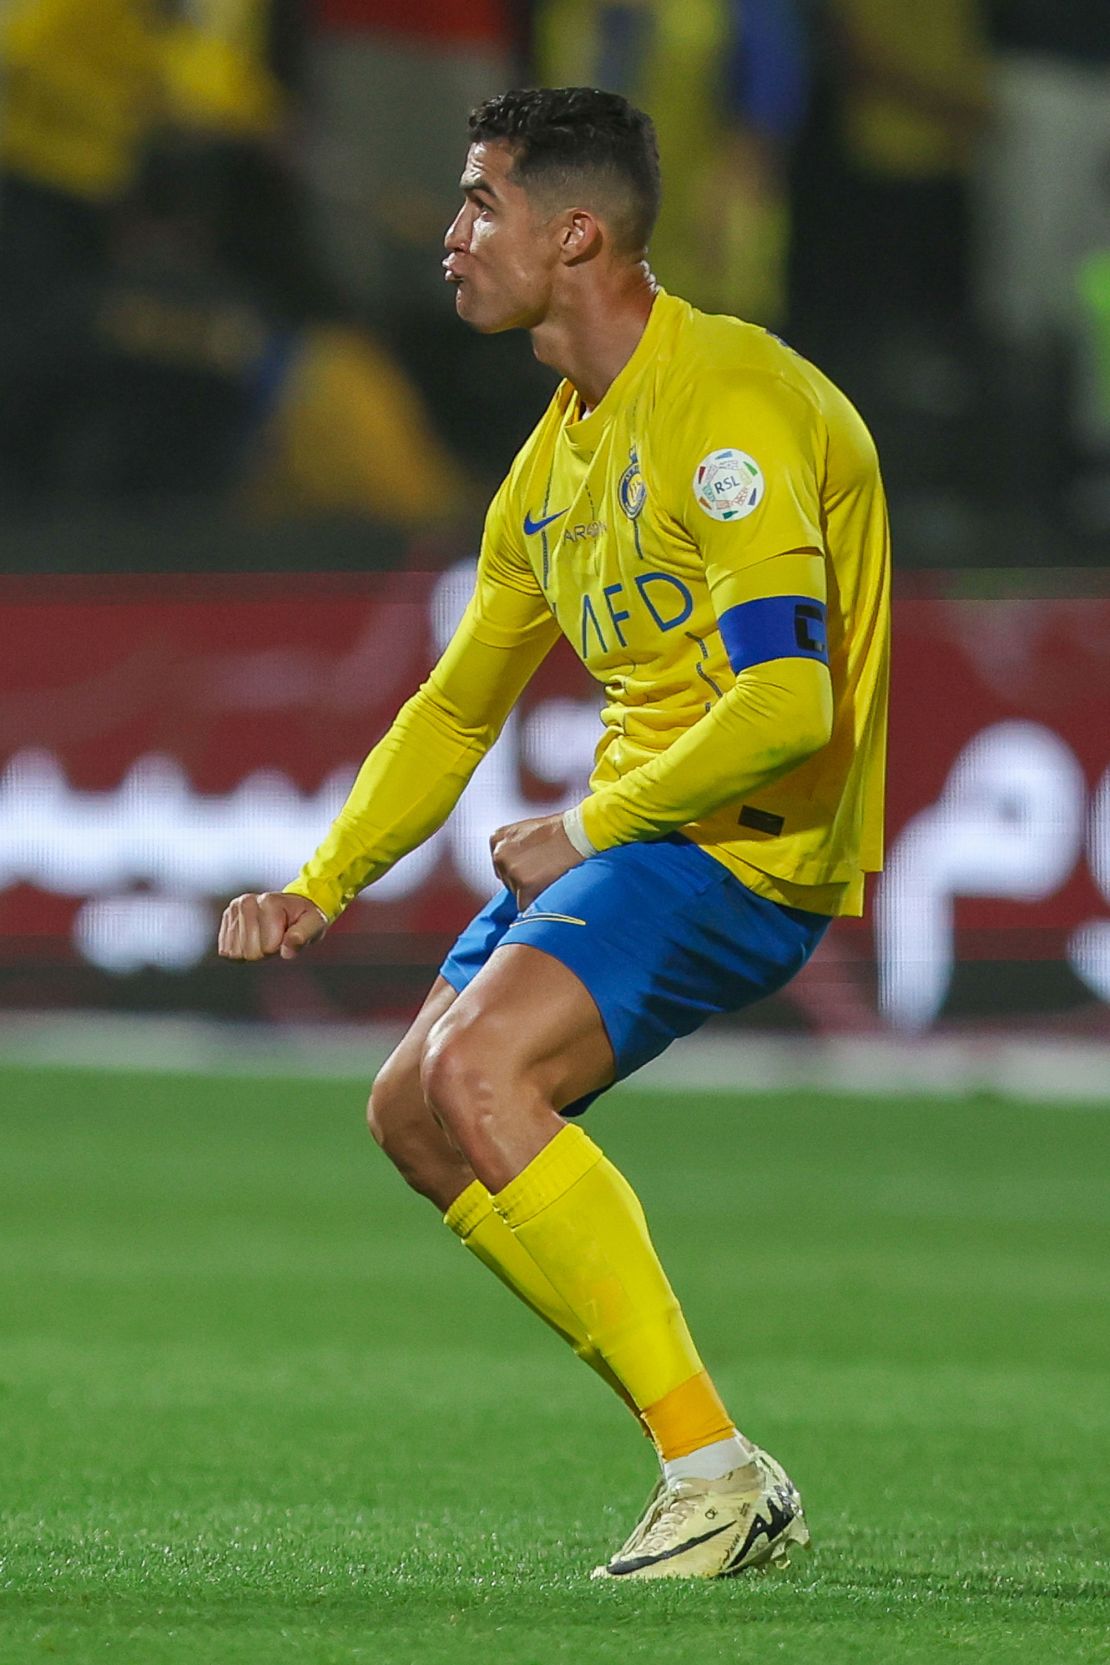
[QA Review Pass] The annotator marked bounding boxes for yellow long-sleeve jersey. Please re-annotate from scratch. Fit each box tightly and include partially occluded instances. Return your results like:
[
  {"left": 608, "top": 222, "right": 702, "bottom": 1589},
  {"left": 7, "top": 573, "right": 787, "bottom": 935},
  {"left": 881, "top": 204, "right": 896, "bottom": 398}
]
[{"left": 288, "top": 292, "right": 890, "bottom": 922}]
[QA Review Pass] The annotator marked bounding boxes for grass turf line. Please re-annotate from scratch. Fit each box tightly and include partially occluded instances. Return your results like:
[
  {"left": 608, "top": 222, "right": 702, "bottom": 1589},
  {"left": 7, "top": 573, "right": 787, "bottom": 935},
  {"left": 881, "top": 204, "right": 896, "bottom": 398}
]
[{"left": 1, "top": 1064, "right": 1107, "bottom": 1664}]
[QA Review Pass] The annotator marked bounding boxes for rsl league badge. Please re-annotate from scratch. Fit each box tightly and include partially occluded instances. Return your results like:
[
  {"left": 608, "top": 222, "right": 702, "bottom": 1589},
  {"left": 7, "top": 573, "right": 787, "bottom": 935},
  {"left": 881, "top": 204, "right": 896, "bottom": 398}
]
[
  {"left": 618, "top": 448, "right": 646, "bottom": 519},
  {"left": 694, "top": 449, "right": 764, "bottom": 521}
]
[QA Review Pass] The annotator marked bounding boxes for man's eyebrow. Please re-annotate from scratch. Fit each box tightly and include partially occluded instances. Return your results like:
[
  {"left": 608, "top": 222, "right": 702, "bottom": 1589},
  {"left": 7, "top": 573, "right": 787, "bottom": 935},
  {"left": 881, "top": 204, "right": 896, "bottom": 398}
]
[{"left": 460, "top": 177, "right": 498, "bottom": 202}]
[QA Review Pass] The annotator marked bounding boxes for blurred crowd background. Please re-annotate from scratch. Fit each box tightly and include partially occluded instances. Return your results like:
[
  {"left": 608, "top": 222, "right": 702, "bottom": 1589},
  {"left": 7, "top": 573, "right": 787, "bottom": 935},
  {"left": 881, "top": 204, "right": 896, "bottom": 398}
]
[
  {"left": 1, "top": 0, "right": 1109, "bottom": 1044},
  {"left": 1, "top": 0, "right": 1109, "bottom": 570}
]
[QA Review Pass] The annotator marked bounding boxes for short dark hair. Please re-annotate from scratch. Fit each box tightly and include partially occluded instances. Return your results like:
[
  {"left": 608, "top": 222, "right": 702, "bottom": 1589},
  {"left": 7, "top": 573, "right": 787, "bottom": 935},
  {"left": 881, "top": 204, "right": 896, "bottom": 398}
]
[{"left": 468, "top": 87, "right": 661, "bottom": 255}]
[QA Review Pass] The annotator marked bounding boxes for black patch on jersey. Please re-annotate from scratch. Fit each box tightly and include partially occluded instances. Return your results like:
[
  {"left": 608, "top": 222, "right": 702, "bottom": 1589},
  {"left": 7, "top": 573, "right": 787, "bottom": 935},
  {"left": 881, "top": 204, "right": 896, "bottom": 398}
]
[
  {"left": 794, "top": 602, "right": 827, "bottom": 655},
  {"left": 738, "top": 806, "right": 785, "bottom": 836}
]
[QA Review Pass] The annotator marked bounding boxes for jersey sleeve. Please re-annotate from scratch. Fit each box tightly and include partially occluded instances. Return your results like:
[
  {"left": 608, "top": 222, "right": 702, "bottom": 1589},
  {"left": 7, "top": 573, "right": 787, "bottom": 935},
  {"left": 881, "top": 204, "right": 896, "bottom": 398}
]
[
  {"left": 285, "top": 483, "right": 560, "bottom": 919},
  {"left": 577, "top": 654, "right": 833, "bottom": 852},
  {"left": 462, "top": 476, "right": 561, "bottom": 651}
]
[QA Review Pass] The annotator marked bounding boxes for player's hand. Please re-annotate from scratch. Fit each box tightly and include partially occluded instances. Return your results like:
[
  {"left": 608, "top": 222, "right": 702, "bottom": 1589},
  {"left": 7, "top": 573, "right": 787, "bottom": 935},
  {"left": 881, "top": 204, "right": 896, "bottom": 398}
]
[
  {"left": 217, "top": 891, "right": 328, "bottom": 962},
  {"left": 490, "top": 813, "right": 582, "bottom": 913}
]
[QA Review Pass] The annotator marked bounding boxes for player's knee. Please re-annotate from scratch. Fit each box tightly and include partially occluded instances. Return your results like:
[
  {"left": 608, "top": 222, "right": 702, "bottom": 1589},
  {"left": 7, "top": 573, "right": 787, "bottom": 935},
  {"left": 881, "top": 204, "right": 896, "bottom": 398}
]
[
  {"left": 366, "top": 1056, "right": 425, "bottom": 1175},
  {"left": 365, "top": 1076, "right": 390, "bottom": 1150},
  {"left": 419, "top": 1014, "right": 504, "bottom": 1146},
  {"left": 365, "top": 1053, "right": 400, "bottom": 1148}
]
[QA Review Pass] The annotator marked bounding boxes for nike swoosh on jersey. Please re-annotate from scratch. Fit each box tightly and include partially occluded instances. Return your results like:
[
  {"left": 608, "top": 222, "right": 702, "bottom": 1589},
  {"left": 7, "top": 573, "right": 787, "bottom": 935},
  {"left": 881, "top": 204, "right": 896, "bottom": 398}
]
[{"left": 523, "top": 507, "right": 568, "bottom": 535}]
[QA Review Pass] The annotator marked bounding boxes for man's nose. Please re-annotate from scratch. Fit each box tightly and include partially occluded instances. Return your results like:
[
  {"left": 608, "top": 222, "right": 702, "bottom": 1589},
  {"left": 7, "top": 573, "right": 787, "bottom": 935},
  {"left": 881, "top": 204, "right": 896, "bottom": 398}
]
[{"left": 444, "top": 207, "right": 468, "bottom": 250}]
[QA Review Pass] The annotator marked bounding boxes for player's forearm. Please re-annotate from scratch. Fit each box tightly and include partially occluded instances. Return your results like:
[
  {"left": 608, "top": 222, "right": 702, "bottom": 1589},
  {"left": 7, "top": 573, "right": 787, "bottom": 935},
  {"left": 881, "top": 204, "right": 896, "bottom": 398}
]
[
  {"left": 284, "top": 684, "right": 501, "bottom": 921},
  {"left": 573, "top": 657, "right": 833, "bottom": 853},
  {"left": 283, "top": 552, "right": 559, "bottom": 920}
]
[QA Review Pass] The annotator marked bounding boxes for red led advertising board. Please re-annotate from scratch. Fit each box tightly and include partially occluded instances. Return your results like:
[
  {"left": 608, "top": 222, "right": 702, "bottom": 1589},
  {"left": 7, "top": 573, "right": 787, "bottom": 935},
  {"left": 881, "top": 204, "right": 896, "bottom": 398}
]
[{"left": 1, "top": 571, "right": 1107, "bottom": 1034}]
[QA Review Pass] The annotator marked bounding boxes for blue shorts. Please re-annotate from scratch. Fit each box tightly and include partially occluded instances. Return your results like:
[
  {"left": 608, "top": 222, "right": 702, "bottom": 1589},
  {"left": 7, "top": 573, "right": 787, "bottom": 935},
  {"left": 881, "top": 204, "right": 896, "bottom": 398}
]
[{"left": 439, "top": 834, "right": 830, "bottom": 1116}]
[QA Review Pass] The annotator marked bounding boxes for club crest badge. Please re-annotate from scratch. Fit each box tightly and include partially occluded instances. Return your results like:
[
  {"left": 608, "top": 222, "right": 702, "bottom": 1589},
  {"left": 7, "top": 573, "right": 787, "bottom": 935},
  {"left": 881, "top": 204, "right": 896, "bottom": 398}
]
[
  {"left": 619, "top": 449, "right": 647, "bottom": 520},
  {"left": 694, "top": 449, "right": 764, "bottom": 521}
]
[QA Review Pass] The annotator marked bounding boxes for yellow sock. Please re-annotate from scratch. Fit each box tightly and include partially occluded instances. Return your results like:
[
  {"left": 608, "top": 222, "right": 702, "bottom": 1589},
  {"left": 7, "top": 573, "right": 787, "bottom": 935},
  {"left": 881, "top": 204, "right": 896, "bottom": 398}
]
[
  {"left": 641, "top": 1370, "right": 736, "bottom": 1460},
  {"left": 444, "top": 1179, "right": 642, "bottom": 1421},
  {"left": 493, "top": 1125, "right": 737, "bottom": 1461}
]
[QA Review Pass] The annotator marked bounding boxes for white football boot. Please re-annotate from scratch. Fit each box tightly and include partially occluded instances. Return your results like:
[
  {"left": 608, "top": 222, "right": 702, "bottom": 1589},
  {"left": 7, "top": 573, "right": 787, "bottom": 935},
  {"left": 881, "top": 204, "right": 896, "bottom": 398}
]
[{"left": 592, "top": 1447, "right": 810, "bottom": 1581}]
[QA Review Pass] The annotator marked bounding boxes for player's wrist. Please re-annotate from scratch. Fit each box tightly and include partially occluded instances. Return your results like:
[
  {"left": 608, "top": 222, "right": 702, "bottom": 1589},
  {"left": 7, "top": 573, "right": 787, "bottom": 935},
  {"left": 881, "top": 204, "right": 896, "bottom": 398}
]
[
  {"left": 281, "top": 885, "right": 335, "bottom": 927},
  {"left": 562, "top": 802, "right": 600, "bottom": 859}
]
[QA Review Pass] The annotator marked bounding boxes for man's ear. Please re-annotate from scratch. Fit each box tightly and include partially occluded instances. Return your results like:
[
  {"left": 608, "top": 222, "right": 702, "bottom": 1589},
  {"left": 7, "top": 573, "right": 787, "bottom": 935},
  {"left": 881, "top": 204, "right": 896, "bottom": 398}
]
[{"left": 561, "top": 208, "right": 604, "bottom": 265}]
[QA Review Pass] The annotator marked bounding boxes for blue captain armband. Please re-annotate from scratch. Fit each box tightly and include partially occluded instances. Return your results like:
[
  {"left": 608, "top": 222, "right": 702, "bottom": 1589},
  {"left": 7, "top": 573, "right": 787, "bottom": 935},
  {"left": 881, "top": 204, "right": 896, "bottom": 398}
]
[{"left": 717, "top": 595, "right": 828, "bottom": 675}]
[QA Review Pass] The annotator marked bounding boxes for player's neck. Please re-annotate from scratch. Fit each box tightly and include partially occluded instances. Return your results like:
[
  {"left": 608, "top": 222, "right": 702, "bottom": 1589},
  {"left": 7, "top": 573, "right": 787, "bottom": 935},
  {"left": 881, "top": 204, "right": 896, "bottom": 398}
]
[{"left": 529, "top": 264, "right": 658, "bottom": 413}]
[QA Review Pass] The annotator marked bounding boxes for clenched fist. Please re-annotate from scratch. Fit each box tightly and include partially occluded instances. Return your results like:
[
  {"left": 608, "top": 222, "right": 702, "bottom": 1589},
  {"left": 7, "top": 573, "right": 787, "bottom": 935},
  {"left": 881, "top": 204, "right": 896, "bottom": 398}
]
[
  {"left": 490, "top": 813, "right": 582, "bottom": 912},
  {"left": 217, "top": 891, "right": 328, "bottom": 962}
]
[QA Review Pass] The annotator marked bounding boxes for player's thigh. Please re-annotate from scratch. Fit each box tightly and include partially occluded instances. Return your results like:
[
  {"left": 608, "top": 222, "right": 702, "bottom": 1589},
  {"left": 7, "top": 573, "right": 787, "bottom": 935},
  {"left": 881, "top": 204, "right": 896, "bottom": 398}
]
[
  {"left": 426, "top": 943, "right": 616, "bottom": 1115},
  {"left": 367, "top": 974, "right": 458, "bottom": 1147}
]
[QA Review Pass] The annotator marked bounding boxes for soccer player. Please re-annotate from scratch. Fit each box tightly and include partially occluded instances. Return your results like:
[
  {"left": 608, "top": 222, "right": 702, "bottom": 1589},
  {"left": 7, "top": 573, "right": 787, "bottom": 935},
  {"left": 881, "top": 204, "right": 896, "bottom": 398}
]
[{"left": 218, "top": 86, "right": 890, "bottom": 1581}]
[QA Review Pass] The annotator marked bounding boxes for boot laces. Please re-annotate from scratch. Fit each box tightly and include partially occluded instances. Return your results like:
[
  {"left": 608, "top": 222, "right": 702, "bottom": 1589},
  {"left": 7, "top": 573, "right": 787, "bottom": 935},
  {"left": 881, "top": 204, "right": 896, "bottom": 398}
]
[{"left": 636, "top": 1481, "right": 712, "bottom": 1555}]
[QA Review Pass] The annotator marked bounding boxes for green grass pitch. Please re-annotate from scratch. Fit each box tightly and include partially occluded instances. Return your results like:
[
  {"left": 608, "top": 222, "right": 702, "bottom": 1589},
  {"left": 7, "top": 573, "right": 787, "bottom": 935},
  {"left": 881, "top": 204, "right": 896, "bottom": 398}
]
[{"left": 1, "top": 1062, "right": 1107, "bottom": 1664}]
